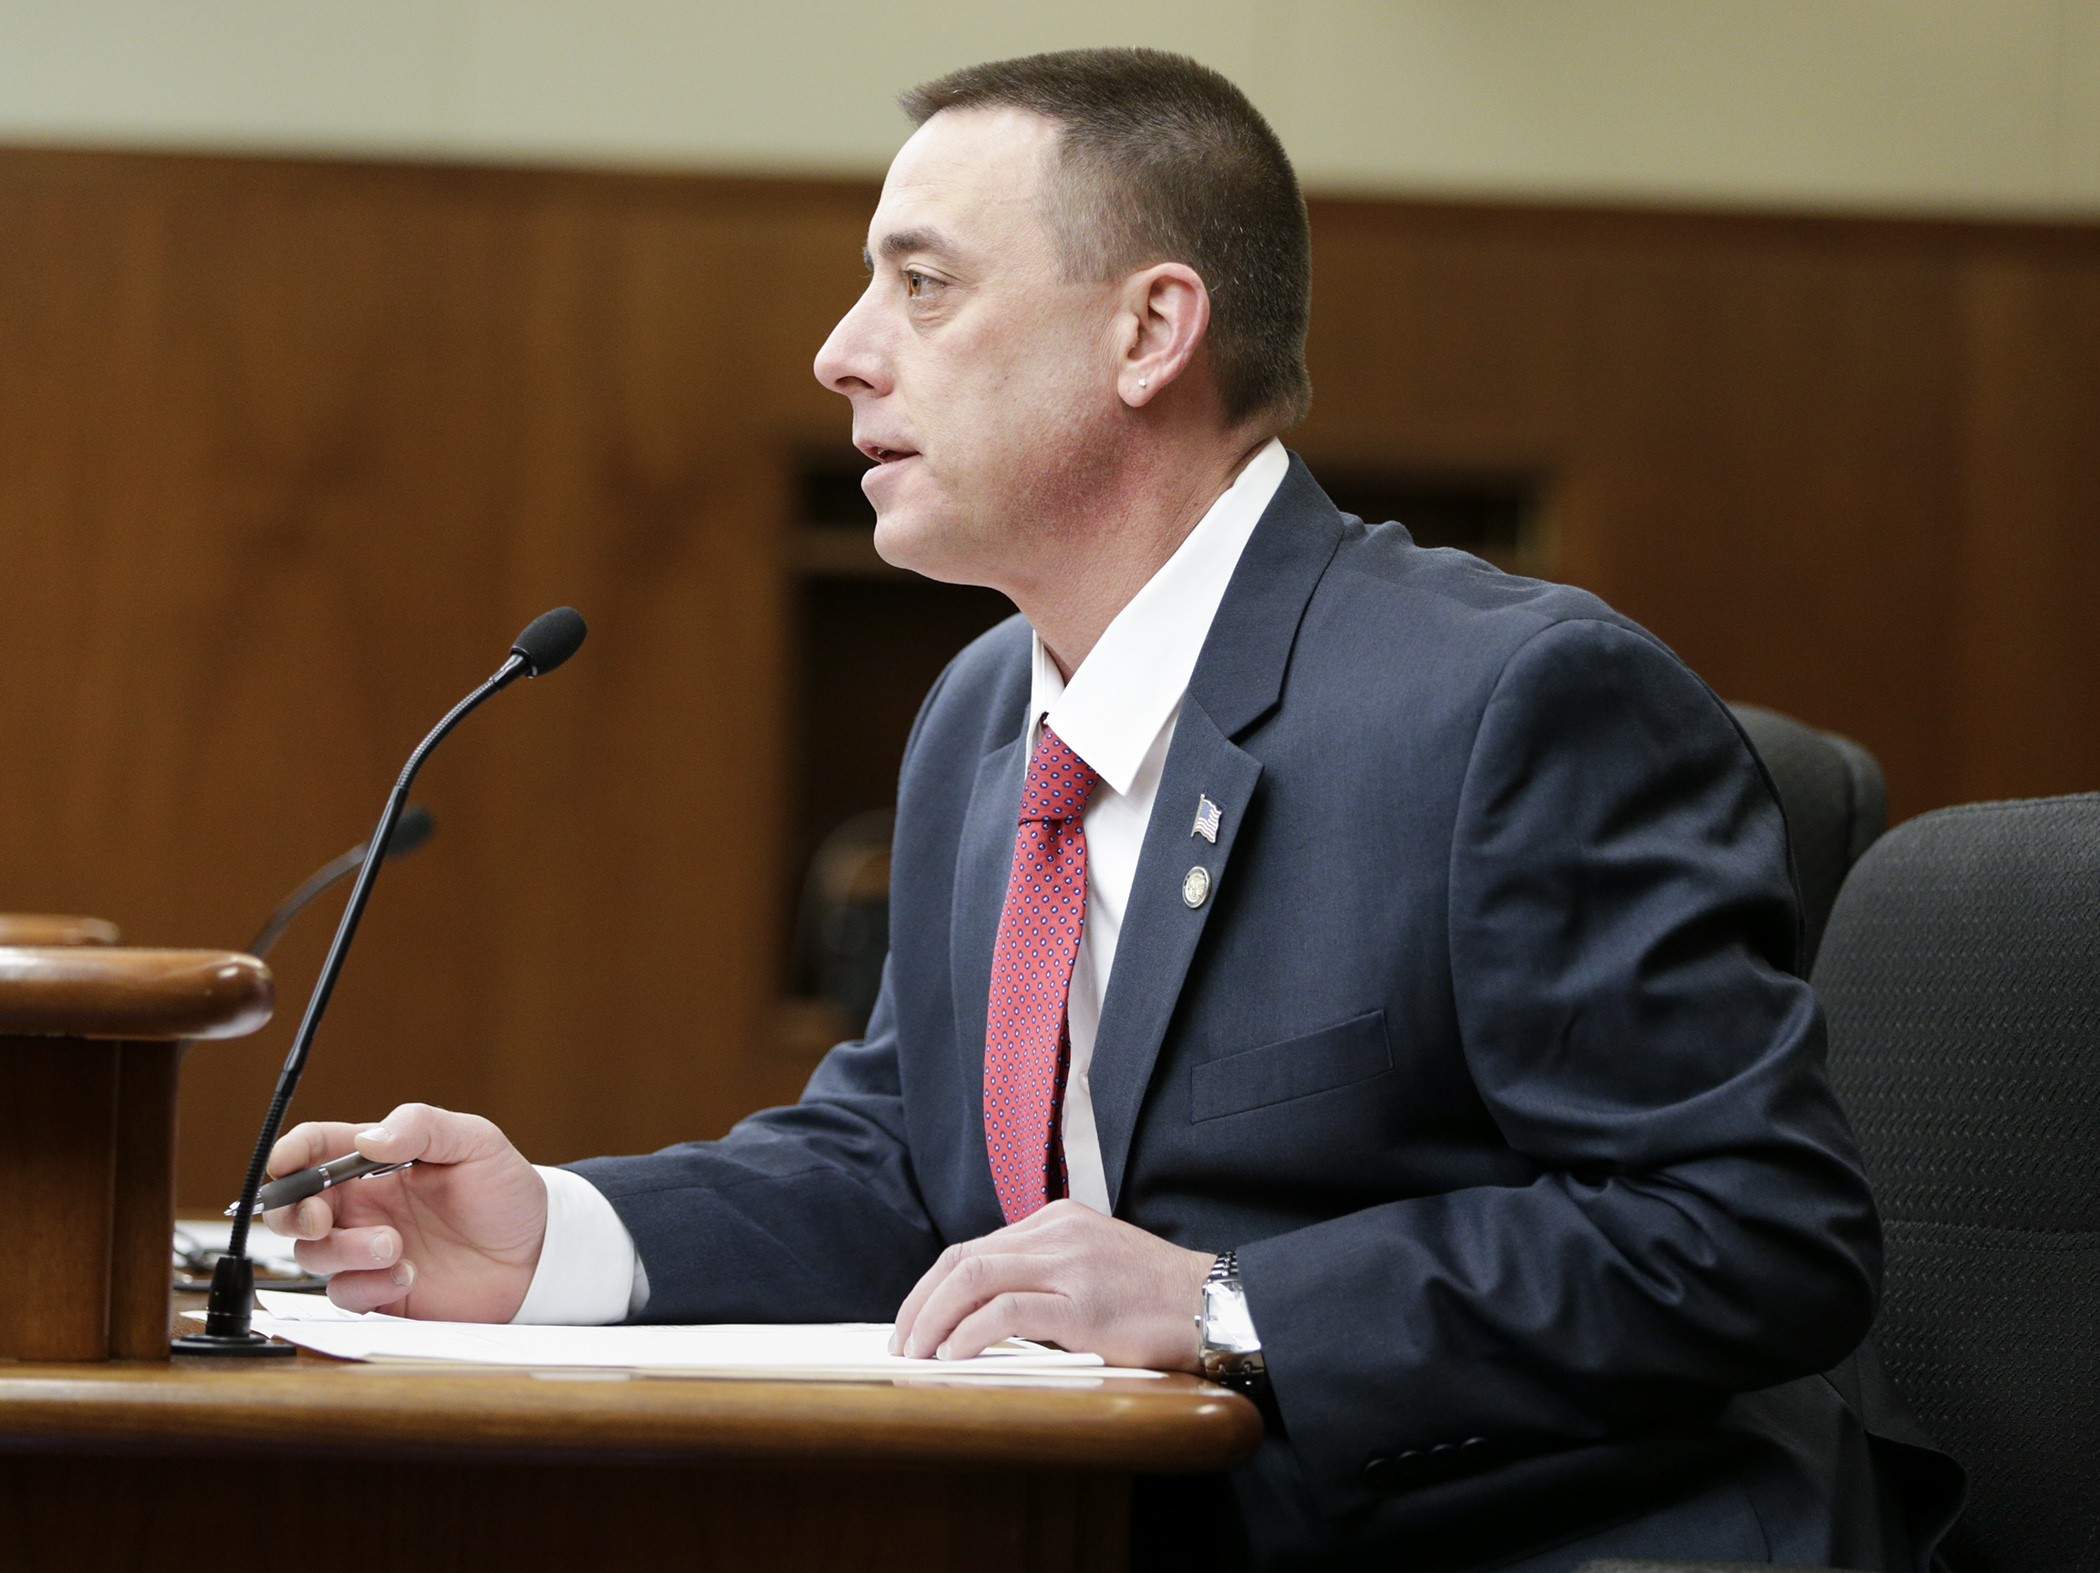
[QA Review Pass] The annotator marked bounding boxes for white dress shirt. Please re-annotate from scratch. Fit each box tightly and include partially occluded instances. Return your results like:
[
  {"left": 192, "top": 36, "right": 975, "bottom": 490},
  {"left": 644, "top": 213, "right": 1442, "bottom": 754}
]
[{"left": 515, "top": 439, "right": 1290, "bottom": 1324}]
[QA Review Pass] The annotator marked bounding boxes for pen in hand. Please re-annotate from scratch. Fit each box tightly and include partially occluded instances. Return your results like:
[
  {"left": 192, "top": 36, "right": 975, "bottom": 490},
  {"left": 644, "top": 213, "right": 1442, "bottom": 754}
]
[{"left": 227, "top": 1153, "right": 420, "bottom": 1218}]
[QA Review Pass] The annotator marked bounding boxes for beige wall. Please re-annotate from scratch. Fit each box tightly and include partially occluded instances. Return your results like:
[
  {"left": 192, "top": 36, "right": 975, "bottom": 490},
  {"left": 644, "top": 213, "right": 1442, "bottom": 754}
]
[{"left": 1, "top": 0, "right": 2096, "bottom": 216}]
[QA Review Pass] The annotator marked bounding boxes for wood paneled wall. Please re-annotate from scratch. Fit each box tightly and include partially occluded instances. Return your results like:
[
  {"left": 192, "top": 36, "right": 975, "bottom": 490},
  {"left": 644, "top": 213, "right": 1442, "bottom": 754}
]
[
  {"left": 1297, "top": 199, "right": 2100, "bottom": 824},
  {"left": 0, "top": 149, "right": 2092, "bottom": 1207}
]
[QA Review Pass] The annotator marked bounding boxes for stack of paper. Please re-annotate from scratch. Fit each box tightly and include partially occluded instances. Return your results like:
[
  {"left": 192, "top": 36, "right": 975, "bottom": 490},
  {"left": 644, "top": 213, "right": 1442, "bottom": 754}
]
[{"left": 242, "top": 1292, "right": 1164, "bottom": 1381}]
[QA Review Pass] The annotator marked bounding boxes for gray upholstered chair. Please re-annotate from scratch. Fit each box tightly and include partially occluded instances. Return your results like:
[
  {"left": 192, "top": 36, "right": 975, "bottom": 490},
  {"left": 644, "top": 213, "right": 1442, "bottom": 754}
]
[
  {"left": 1817, "top": 793, "right": 2100, "bottom": 1570},
  {"left": 1582, "top": 791, "right": 2100, "bottom": 1572},
  {"left": 1728, "top": 703, "right": 1887, "bottom": 975}
]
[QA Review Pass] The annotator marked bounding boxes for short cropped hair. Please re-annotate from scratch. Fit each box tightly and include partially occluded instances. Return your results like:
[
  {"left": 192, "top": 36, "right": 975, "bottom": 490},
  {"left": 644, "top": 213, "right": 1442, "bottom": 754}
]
[{"left": 902, "top": 49, "right": 1312, "bottom": 429}]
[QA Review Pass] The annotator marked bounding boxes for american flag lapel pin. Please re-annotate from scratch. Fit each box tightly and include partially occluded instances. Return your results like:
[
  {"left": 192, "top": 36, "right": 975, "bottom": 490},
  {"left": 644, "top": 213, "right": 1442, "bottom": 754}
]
[{"left": 1192, "top": 794, "right": 1221, "bottom": 843}]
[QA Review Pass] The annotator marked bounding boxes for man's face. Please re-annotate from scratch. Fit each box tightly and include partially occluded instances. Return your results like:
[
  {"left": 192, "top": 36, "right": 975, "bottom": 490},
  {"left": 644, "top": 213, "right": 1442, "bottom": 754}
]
[{"left": 813, "top": 108, "right": 1125, "bottom": 589}]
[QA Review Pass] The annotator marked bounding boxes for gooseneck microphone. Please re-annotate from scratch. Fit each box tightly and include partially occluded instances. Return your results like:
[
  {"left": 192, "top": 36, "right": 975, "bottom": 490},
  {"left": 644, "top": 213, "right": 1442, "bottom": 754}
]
[
  {"left": 247, "top": 803, "right": 436, "bottom": 960},
  {"left": 175, "top": 607, "right": 588, "bottom": 1356}
]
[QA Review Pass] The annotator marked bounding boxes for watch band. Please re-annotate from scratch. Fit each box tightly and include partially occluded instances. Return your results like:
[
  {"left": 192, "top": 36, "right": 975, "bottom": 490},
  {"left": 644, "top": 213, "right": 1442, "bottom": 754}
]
[{"left": 1195, "top": 1250, "right": 1269, "bottom": 1395}]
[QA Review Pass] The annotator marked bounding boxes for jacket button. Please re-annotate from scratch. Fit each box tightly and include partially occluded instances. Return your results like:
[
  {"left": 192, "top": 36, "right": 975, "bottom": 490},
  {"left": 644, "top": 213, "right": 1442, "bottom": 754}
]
[{"left": 1362, "top": 1449, "right": 1431, "bottom": 1493}]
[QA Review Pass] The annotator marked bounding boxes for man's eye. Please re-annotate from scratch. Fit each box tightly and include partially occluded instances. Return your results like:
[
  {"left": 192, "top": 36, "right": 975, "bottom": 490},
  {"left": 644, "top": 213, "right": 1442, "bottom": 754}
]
[{"left": 904, "top": 270, "right": 931, "bottom": 299}]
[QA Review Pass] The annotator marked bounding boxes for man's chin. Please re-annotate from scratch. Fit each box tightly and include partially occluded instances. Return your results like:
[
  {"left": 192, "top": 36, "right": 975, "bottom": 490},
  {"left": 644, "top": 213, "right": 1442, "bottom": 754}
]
[
  {"left": 870, "top": 516, "right": 943, "bottom": 578},
  {"left": 871, "top": 513, "right": 995, "bottom": 589}
]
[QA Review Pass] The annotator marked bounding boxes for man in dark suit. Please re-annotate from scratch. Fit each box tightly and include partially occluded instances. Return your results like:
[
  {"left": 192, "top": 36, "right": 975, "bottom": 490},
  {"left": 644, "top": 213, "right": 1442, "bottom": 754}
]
[{"left": 269, "top": 48, "right": 1952, "bottom": 1568}]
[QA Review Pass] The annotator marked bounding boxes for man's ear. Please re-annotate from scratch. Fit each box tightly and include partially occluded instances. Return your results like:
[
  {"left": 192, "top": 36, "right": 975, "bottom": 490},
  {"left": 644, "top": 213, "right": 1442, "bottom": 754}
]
[{"left": 1117, "top": 263, "right": 1210, "bottom": 408}]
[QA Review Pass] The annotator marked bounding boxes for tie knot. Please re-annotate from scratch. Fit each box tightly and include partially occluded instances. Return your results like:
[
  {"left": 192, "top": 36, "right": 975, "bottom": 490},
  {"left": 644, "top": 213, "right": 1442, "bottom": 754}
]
[{"left": 1019, "top": 725, "right": 1099, "bottom": 823}]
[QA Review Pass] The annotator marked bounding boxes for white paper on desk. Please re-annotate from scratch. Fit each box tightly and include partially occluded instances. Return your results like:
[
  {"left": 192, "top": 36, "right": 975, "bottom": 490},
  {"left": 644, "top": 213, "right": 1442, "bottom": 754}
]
[{"left": 249, "top": 1292, "right": 1164, "bottom": 1379}]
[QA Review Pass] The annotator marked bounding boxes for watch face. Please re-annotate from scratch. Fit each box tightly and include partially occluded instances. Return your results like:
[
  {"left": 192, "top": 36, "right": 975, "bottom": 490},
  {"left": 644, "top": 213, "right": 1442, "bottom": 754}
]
[{"left": 1202, "top": 1280, "right": 1262, "bottom": 1354}]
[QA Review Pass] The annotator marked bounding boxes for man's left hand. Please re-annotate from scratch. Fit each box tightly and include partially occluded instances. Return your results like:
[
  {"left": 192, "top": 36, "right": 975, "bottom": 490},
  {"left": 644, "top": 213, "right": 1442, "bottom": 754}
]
[{"left": 889, "top": 1199, "right": 1216, "bottom": 1370}]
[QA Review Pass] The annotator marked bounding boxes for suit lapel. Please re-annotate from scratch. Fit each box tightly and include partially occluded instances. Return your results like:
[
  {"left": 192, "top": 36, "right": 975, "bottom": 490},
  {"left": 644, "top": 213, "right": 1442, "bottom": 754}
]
[
  {"left": 1186, "top": 453, "right": 1345, "bottom": 737},
  {"left": 1090, "top": 698, "right": 1261, "bottom": 1209},
  {"left": 950, "top": 732, "right": 1027, "bottom": 1150},
  {"left": 1091, "top": 453, "right": 1347, "bottom": 1210}
]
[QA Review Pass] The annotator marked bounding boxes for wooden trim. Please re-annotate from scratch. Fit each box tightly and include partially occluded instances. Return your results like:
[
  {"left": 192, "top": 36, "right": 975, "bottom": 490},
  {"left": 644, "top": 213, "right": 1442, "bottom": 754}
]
[
  {"left": 0, "top": 142, "right": 884, "bottom": 215},
  {"left": 1304, "top": 190, "right": 2100, "bottom": 257},
  {"left": 10, "top": 142, "right": 2100, "bottom": 254},
  {"left": 0, "top": 948, "right": 272, "bottom": 1042},
  {"left": 0, "top": 1354, "right": 1263, "bottom": 1473},
  {"left": 0, "top": 915, "right": 120, "bottom": 947}
]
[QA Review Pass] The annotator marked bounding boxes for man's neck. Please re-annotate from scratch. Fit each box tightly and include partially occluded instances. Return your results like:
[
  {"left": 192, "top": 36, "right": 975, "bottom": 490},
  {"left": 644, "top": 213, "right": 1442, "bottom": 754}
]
[{"left": 1021, "top": 433, "right": 1272, "bottom": 680}]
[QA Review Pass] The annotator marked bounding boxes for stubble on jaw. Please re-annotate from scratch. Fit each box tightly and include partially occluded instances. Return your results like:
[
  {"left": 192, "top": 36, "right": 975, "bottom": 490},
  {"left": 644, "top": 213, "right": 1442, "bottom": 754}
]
[
  {"left": 990, "top": 400, "right": 1147, "bottom": 619},
  {"left": 878, "top": 281, "right": 1130, "bottom": 595}
]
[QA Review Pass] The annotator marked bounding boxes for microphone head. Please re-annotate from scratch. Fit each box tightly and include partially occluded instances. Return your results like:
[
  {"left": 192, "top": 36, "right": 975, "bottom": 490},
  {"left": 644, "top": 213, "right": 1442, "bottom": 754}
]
[
  {"left": 511, "top": 606, "right": 588, "bottom": 677},
  {"left": 382, "top": 804, "right": 436, "bottom": 860}
]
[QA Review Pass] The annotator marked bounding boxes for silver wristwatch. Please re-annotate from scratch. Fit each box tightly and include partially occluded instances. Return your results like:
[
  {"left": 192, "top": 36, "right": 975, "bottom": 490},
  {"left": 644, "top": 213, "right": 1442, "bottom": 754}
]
[{"left": 1195, "top": 1250, "right": 1268, "bottom": 1395}]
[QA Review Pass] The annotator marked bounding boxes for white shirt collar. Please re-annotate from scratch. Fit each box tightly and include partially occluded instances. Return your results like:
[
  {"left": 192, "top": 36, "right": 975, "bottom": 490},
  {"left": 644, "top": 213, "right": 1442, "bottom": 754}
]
[{"left": 1029, "top": 439, "right": 1289, "bottom": 794}]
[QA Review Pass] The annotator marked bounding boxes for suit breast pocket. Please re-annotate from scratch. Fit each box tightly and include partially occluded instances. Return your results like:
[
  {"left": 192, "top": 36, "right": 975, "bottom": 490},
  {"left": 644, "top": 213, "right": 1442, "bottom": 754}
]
[{"left": 1189, "top": 1009, "right": 1393, "bottom": 1123}]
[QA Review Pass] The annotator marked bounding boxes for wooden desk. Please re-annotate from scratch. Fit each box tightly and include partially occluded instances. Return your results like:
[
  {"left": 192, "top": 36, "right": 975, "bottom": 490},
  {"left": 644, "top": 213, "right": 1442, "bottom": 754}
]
[{"left": 0, "top": 1316, "right": 1262, "bottom": 1572}]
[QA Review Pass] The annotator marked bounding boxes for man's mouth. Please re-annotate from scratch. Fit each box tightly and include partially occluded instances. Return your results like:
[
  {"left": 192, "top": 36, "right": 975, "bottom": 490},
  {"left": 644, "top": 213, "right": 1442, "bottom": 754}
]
[{"left": 858, "top": 439, "right": 919, "bottom": 465}]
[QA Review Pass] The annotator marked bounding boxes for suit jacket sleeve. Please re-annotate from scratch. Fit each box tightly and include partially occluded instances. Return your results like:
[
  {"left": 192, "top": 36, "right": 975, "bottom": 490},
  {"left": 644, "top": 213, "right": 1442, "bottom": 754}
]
[{"left": 1233, "top": 616, "right": 1882, "bottom": 1504}]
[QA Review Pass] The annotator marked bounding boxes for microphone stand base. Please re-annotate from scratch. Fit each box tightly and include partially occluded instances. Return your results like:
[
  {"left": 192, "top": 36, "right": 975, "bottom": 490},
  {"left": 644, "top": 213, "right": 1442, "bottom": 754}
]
[
  {"left": 178, "top": 1253, "right": 295, "bottom": 1356},
  {"left": 171, "top": 1330, "right": 296, "bottom": 1357}
]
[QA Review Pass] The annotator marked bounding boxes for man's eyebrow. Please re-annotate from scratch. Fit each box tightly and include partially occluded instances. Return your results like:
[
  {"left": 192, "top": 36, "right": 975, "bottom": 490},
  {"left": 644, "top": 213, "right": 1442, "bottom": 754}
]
[{"left": 868, "top": 228, "right": 957, "bottom": 267}]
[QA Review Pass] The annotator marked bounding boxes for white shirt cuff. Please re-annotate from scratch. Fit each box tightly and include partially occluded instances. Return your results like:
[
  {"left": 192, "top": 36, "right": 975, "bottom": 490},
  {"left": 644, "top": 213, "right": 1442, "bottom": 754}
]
[{"left": 511, "top": 1165, "right": 651, "bottom": 1324}]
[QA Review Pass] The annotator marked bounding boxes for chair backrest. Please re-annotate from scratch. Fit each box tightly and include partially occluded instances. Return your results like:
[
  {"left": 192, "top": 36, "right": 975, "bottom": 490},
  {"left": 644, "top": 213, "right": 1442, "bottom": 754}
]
[
  {"left": 1814, "top": 793, "right": 2100, "bottom": 1572},
  {"left": 1729, "top": 703, "right": 1887, "bottom": 974}
]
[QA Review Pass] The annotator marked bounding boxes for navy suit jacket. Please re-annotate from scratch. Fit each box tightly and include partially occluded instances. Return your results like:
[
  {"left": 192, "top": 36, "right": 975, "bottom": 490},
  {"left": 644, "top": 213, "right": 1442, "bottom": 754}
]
[{"left": 574, "top": 456, "right": 1954, "bottom": 1568}]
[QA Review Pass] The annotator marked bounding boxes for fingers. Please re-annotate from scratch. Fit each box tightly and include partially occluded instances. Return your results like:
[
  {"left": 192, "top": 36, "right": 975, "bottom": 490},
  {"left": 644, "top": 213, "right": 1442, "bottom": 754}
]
[
  {"left": 888, "top": 1200, "right": 1082, "bottom": 1352},
  {"left": 266, "top": 1102, "right": 508, "bottom": 1182},
  {"left": 896, "top": 1249, "right": 1060, "bottom": 1360},
  {"left": 350, "top": 1102, "right": 517, "bottom": 1168},
  {"left": 891, "top": 1202, "right": 1094, "bottom": 1355},
  {"left": 261, "top": 1118, "right": 387, "bottom": 1238},
  {"left": 325, "top": 1259, "right": 417, "bottom": 1314},
  {"left": 293, "top": 1222, "right": 404, "bottom": 1277},
  {"left": 265, "top": 1193, "right": 335, "bottom": 1241},
  {"left": 940, "top": 1291, "right": 1072, "bottom": 1361},
  {"left": 890, "top": 1240, "right": 968, "bottom": 1354},
  {"left": 267, "top": 1119, "right": 367, "bottom": 1182}
]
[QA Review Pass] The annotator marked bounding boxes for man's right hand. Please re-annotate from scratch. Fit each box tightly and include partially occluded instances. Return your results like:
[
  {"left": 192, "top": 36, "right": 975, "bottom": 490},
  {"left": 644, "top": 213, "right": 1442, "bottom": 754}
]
[{"left": 263, "top": 1103, "right": 546, "bottom": 1321}]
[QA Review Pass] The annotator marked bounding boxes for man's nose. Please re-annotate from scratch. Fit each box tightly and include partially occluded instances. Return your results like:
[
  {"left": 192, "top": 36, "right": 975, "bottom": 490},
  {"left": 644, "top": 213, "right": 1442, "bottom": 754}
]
[{"left": 814, "top": 286, "right": 888, "bottom": 399}]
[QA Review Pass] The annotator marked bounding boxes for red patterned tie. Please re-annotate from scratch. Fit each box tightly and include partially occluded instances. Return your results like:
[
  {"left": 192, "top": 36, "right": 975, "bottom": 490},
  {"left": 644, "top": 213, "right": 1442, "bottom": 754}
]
[{"left": 984, "top": 724, "right": 1101, "bottom": 1224}]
